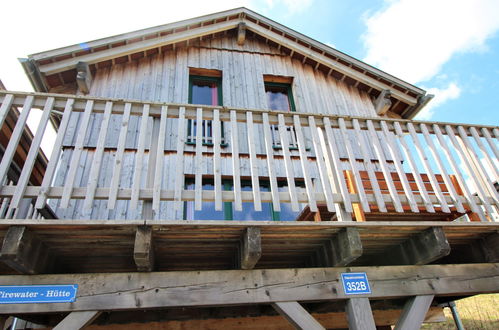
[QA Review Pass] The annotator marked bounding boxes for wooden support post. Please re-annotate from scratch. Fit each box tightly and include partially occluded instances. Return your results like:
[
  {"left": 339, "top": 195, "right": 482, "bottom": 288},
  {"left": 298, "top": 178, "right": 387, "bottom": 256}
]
[
  {"left": 53, "top": 311, "right": 101, "bottom": 330},
  {"left": 481, "top": 231, "right": 499, "bottom": 262},
  {"left": 322, "top": 227, "right": 363, "bottom": 266},
  {"left": 0, "top": 226, "right": 52, "bottom": 274},
  {"left": 272, "top": 301, "right": 325, "bottom": 330},
  {"left": 240, "top": 227, "right": 261, "bottom": 269},
  {"left": 237, "top": 22, "right": 246, "bottom": 45},
  {"left": 346, "top": 298, "right": 376, "bottom": 330},
  {"left": 394, "top": 295, "right": 434, "bottom": 330},
  {"left": 134, "top": 226, "right": 154, "bottom": 272},
  {"left": 374, "top": 227, "right": 450, "bottom": 265},
  {"left": 374, "top": 90, "right": 392, "bottom": 115},
  {"left": 75, "top": 62, "right": 92, "bottom": 94}
]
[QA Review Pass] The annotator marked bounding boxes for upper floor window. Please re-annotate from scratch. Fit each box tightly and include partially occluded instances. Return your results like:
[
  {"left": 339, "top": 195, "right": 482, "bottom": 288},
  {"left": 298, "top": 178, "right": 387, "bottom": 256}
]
[{"left": 187, "top": 68, "right": 224, "bottom": 145}]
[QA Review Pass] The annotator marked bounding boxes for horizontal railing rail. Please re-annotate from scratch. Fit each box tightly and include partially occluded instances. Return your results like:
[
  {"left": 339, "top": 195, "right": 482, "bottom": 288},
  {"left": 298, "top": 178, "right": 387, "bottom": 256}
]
[{"left": 0, "top": 90, "right": 497, "bottom": 221}]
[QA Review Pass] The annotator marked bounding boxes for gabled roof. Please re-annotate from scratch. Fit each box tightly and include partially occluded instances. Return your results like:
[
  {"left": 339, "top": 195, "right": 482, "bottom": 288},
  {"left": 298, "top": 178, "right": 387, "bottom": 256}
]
[{"left": 20, "top": 7, "right": 431, "bottom": 118}]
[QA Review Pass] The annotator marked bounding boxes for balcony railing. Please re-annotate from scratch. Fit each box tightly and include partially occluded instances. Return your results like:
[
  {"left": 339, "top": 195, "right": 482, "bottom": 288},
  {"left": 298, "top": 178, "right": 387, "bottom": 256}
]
[{"left": 0, "top": 90, "right": 497, "bottom": 221}]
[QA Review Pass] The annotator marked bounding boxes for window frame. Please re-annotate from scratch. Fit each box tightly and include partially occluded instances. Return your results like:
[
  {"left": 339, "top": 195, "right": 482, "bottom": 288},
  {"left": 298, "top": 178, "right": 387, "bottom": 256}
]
[{"left": 264, "top": 81, "right": 296, "bottom": 112}]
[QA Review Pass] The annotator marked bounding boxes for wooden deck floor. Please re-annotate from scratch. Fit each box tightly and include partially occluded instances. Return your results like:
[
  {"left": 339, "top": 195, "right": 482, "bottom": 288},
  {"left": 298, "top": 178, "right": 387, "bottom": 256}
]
[{"left": 0, "top": 220, "right": 497, "bottom": 274}]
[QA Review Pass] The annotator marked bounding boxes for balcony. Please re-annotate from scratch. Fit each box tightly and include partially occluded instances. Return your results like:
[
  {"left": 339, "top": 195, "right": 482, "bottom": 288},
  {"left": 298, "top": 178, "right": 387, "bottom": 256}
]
[{"left": 0, "top": 90, "right": 497, "bottom": 222}]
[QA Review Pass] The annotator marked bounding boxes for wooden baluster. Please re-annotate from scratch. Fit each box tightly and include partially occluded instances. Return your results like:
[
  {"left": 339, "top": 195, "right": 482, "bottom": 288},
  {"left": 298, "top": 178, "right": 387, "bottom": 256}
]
[
  {"left": 278, "top": 114, "right": 299, "bottom": 212},
  {"left": 152, "top": 106, "right": 168, "bottom": 213},
  {"left": 294, "top": 115, "right": 317, "bottom": 212},
  {"left": 213, "top": 109, "right": 223, "bottom": 211},
  {"left": 230, "top": 110, "right": 243, "bottom": 211},
  {"left": 481, "top": 128, "right": 499, "bottom": 159},
  {"left": 0, "top": 94, "right": 14, "bottom": 129},
  {"left": 470, "top": 127, "right": 499, "bottom": 178},
  {"left": 194, "top": 108, "right": 204, "bottom": 211},
  {"left": 262, "top": 113, "right": 281, "bottom": 211},
  {"left": 130, "top": 104, "right": 151, "bottom": 209},
  {"left": 173, "top": 107, "right": 186, "bottom": 213},
  {"left": 246, "top": 111, "right": 262, "bottom": 211}
]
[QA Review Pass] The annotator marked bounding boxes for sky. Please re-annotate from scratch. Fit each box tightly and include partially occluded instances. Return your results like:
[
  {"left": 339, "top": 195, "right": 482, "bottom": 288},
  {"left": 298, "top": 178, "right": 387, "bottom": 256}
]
[{"left": 1, "top": 0, "right": 498, "bottom": 126}]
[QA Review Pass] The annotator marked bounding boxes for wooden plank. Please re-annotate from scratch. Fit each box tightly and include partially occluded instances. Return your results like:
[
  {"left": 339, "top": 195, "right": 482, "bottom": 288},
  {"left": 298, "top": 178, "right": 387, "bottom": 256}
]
[
  {"left": 237, "top": 22, "right": 246, "bottom": 45},
  {"left": 194, "top": 108, "right": 203, "bottom": 211},
  {"left": 83, "top": 101, "right": 113, "bottom": 212},
  {"left": 366, "top": 120, "right": 404, "bottom": 213},
  {"left": 1, "top": 263, "right": 496, "bottom": 314},
  {"left": 294, "top": 115, "right": 318, "bottom": 212},
  {"left": 272, "top": 301, "right": 325, "bottom": 330},
  {"left": 379, "top": 121, "right": 419, "bottom": 212},
  {"left": 278, "top": 114, "right": 299, "bottom": 212},
  {"left": 107, "top": 102, "right": 132, "bottom": 210},
  {"left": 309, "top": 116, "right": 335, "bottom": 212},
  {"left": 152, "top": 106, "right": 168, "bottom": 213},
  {"left": 76, "top": 61, "right": 93, "bottom": 94},
  {"left": 350, "top": 119, "right": 386, "bottom": 212},
  {"left": 230, "top": 110, "right": 242, "bottom": 211},
  {"left": 346, "top": 298, "right": 376, "bottom": 330},
  {"left": 0, "top": 95, "right": 34, "bottom": 185},
  {"left": 53, "top": 311, "right": 101, "bottom": 330},
  {"left": 481, "top": 127, "right": 499, "bottom": 159},
  {"left": 213, "top": 109, "right": 222, "bottom": 211},
  {"left": 130, "top": 104, "right": 151, "bottom": 209},
  {"left": 262, "top": 113, "right": 281, "bottom": 211},
  {"left": 0, "top": 94, "right": 14, "bottom": 129},
  {"left": 326, "top": 118, "right": 362, "bottom": 213},
  {"left": 134, "top": 226, "right": 154, "bottom": 272},
  {"left": 445, "top": 125, "right": 496, "bottom": 216},
  {"left": 240, "top": 227, "right": 261, "bottom": 270},
  {"left": 394, "top": 295, "right": 434, "bottom": 330},
  {"left": 0, "top": 226, "right": 52, "bottom": 274},
  {"left": 35, "top": 98, "right": 74, "bottom": 210},
  {"left": 419, "top": 123, "right": 465, "bottom": 213},
  {"left": 9, "top": 97, "right": 54, "bottom": 211},
  {"left": 60, "top": 100, "right": 94, "bottom": 209},
  {"left": 406, "top": 123, "right": 451, "bottom": 213},
  {"left": 470, "top": 127, "right": 499, "bottom": 179},
  {"left": 174, "top": 107, "right": 187, "bottom": 213},
  {"left": 246, "top": 111, "right": 262, "bottom": 211}
]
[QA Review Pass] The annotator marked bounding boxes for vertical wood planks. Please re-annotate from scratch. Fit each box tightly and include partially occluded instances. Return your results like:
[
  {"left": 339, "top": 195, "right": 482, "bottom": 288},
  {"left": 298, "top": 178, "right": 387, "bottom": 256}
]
[
  {"left": 432, "top": 124, "right": 485, "bottom": 219},
  {"left": 309, "top": 116, "right": 334, "bottom": 212},
  {"left": 213, "top": 109, "right": 223, "bottom": 211},
  {"left": 0, "top": 94, "right": 14, "bottom": 129},
  {"left": 130, "top": 104, "right": 151, "bottom": 209},
  {"left": 379, "top": 121, "right": 419, "bottom": 213},
  {"left": 366, "top": 120, "right": 403, "bottom": 213},
  {"left": 393, "top": 122, "right": 435, "bottom": 213},
  {"left": 419, "top": 124, "right": 465, "bottom": 213},
  {"left": 194, "top": 108, "right": 204, "bottom": 211},
  {"left": 278, "top": 114, "right": 299, "bottom": 212},
  {"left": 173, "top": 107, "right": 186, "bottom": 213},
  {"left": 0, "top": 95, "right": 34, "bottom": 185},
  {"left": 10, "top": 97, "right": 54, "bottom": 210},
  {"left": 246, "top": 111, "right": 262, "bottom": 211},
  {"left": 152, "top": 106, "right": 168, "bottom": 212},
  {"left": 481, "top": 128, "right": 499, "bottom": 159},
  {"left": 60, "top": 100, "right": 94, "bottom": 209},
  {"left": 406, "top": 123, "right": 451, "bottom": 213},
  {"left": 83, "top": 101, "right": 113, "bottom": 211},
  {"left": 294, "top": 115, "right": 317, "bottom": 212},
  {"left": 230, "top": 110, "right": 242, "bottom": 211},
  {"left": 470, "top": 127, "right": 499, "bottom": 179},
  {"left": 36, "top": 99, "right": 74, "bottom": 210},
  {"left": 262, "top": 113, "right": 280, "bottom": 211},
  {"left": 108, "top": 102, "right": 132, "bottom": 209},
  {"left": 350, "top": 119, "right": 387, "bottom": 212}
]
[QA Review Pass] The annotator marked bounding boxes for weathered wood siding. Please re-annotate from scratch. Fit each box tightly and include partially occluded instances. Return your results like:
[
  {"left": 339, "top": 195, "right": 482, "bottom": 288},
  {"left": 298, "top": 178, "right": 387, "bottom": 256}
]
[{"left": 51, "top": 35, "right": 391, "bottom": 220}]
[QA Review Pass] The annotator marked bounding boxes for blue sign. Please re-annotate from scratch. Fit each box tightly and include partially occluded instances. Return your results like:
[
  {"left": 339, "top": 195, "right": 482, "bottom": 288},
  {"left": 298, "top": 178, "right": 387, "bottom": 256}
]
[
  {"left": 0, "top": 285, "right": 78, "bottom": 304},
  {"left": 341, "top": 272, "right": 371, "bottom": 295}
]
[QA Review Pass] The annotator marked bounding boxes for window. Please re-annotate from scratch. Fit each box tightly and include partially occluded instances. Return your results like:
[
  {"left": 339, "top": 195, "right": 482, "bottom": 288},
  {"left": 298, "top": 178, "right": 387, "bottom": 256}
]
[
  {"left": 264, "top": 78, "right": 298, "bottom": 149},
  {"left": 187, "top": 71, "right": 225, "bottom": 145},
  {"left": 184, "top": 179, "right": 305, "bottom": 221}
]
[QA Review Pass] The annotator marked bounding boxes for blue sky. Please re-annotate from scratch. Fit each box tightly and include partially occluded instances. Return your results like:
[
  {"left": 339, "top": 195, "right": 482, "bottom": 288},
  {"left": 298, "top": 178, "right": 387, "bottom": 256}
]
[{"left": 1, "top": 0, "right": 498, "bottom": 126}]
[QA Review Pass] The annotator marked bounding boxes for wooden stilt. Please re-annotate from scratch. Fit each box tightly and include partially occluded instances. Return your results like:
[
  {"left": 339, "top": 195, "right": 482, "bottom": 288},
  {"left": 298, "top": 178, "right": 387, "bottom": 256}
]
[
  {"left": 346, "top": 298, "right": 376, "bottom": 330},
  {"left": 394, "top": 295, "right": 434, "bottom": 330},
  {"left": 53, "top": 311, "right": 101, "bottom": 330},
  {"left": 272, "top": 301, "right": 325, "bottom": 330}
]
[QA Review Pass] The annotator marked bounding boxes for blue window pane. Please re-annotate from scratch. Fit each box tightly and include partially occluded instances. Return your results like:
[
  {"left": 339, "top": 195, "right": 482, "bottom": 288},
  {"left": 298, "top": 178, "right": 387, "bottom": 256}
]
[
  {"left": 185, "top": 183, "right": 225, "bottom": 220},
  {"left": 232, "top": 185, "right": 272, "bottom": 221}
]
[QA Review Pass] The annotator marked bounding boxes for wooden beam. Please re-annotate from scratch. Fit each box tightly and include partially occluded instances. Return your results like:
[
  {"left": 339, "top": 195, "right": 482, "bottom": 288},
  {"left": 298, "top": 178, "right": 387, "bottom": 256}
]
[
  {"left": 75, "top": 62, "right": 92, "bottom": 94},
  {"left": 0, "top": 263, "right": 497, "bottom": 314},
  {"left": 482, "top": 231, "right": 499, "bottom": 262},
  {"left": 374, "top": 90, "right": 392, "bottom": 115},
  {"left": 346, "top": 298, "right": 376, "bottom": 330},
  {"left": 394, "top": 295, "right": 434, "bottom": 330},
  {"left": 321, "top": 227, "right": 363, "bottom": 267},
  {"left": 272, "top": 301, "right": 325, "bottom": 330},
  {"left": 240, "top": 227, "right": 261, "bottom": 269},
  {"left": 374, "top": 227, "right": 450, "bottom": 265},
  {"left": 0, "top": 226, "right": 52, "bottom": 274},
  {"left": 53, "top": 311, "right": 101, "bottom": 330},
  {"left": 237, "top": 22, "right": 246, "bottom": 45},
  {"left": 134, "top": 226, "right": 154, "bottom": 272}
]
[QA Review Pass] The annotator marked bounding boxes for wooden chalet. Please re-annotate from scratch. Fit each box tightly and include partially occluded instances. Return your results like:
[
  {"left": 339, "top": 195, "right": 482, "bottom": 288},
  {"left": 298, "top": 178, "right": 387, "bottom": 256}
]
[{"left": 0, "top": 7, "right": 498, "bottom": 329}]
